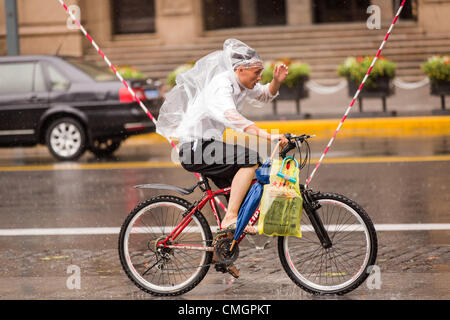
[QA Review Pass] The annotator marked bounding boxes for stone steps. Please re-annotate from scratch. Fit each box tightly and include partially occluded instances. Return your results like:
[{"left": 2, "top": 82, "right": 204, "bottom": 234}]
[
  {"left": 99, "top": 21, "right": 421, "bottom": 48},
  {"left": 84, "top": 21, "right": 449, "bottom": 83},
  {"left": 89, "top": 41, "right": 450, "bottom": 65},
  {"left": 86, "top": 34, "right": 450, "bottom": 60},
  {"left": 86, "top": 22, "right": 435, "bottom": 55}
]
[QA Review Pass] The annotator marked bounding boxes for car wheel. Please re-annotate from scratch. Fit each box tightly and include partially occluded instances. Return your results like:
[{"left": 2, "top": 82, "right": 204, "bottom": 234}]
[
  {"left": 90, "top": 139, "right": 121, "bottom": 158},
  {"left": 45, "top": 117, "right": 86, "bottom": 161}
]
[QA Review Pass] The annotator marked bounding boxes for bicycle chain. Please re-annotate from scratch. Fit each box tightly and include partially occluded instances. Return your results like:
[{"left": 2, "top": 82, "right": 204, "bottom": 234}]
[
  {"left": 214, "top": 238, "right": 239, "bottom": 265},
  {"left": 148, "top": 233, "right": 235, "bottom": 271}
]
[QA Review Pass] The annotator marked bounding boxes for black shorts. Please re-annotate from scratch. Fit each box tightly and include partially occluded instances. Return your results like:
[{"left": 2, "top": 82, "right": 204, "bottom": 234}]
[{"left": 179, "top": 139, "right": 262, "bottom": 190}]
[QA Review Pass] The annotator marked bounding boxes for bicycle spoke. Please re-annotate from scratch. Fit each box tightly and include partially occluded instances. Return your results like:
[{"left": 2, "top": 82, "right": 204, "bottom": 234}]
[
  {"left": 120, "top": 198, "right": 212, "bottom": 295},
  {"left": 280, "top": 194, "right": 376, "bottom": 294},
  {"left": 142, "top": 258, "right": 162, "bottom": 276}
]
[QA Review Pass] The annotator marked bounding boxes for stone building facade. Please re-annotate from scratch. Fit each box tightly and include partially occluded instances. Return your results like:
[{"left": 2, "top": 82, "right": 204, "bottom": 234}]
[{"left": 0, "top": 0, "right": 449, "bottom": 57}]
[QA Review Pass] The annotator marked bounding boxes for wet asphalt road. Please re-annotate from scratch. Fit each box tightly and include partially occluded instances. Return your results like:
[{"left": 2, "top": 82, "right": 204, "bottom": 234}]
[{"left": 0, "top": 135, "right": 449, "bottom": 300}]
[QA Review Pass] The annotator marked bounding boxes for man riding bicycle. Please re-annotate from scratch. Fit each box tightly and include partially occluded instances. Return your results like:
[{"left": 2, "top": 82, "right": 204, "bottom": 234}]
[{"left": 156, "top": 39, "right": 289, "bottom": 277}]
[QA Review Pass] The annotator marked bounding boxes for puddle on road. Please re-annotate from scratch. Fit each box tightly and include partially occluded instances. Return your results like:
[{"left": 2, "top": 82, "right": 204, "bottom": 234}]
[
  {"left": 1, "top": 136, "right": 450, "bottom": 167},
  {"left": 310, "top": 135, "right": 450, "bottom": 159}
]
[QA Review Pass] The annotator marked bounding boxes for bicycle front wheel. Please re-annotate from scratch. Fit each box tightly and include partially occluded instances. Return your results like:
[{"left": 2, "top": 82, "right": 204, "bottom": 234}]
[
  {"left": 278, "top": 192, "right": 378, "bottom": 295},
  {"left": 118, "top": 195, "right": 213, "bottom": 296}
]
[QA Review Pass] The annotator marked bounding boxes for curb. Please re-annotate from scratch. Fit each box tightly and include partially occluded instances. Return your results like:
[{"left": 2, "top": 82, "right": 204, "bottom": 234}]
[
  {"left": 256, "top": 115, "right": 450, "bottom": 138},
  {"left": 125, "top": 115, "right": 450, "bottom": 145}
]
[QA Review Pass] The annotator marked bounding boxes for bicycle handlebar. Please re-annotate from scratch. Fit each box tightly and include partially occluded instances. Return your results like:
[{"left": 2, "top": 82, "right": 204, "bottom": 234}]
[
  {"left": 285, "top": 133, "right": 316, "bottom": 141},
  {"left": 279, "top": 133, "right": 315, "bottom": 158}
]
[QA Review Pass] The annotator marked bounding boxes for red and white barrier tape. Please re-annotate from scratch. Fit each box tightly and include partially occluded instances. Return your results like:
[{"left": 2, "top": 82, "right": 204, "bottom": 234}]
[
  {"left": 58, "top": 2, "right": 155, "bottom": 120},
  {"left": 59, "top": 0, "right": 406, "bottom": 209},
  {"left": 306, "top": 0, "right": 407, "bottom": 186},
  {"left": 56, "top": 1, "right": 224, "bottom": 206}
]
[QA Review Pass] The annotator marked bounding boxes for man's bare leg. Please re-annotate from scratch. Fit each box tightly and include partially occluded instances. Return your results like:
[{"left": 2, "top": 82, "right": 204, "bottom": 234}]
[{"left": 221, "top": 164, "right": 258, "bottom": 233}]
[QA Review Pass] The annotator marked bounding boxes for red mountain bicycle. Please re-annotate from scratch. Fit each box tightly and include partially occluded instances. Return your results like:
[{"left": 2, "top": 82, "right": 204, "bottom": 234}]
[{"left": 118, "top": 134, "right": 378, "bottom": 296}]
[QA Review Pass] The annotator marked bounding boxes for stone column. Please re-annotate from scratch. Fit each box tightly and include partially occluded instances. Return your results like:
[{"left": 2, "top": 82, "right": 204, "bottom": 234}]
[
  {"left": 0, "top": 1, "right": 6, "bottom": 55},
  {"left": 286, "top": 0, "right": 312, "bottom": 25},
  {"left": 155, "top": 0, "right": 203, "bottom": 45},
  {"left": 418, "top": 0, "right": 450, "bottom": 34},
  {"left": 239, "top": 0, "right": 257, "bottom": 27},
  {"left": 371, "top": 0, "right": 394, "bottom": 21},
  {"left": 81, "top": 0, "right": 112, "bottom": 44}
]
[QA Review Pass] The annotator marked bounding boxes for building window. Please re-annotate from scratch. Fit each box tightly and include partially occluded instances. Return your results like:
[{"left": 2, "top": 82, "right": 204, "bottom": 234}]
[
  {"left": 395, "top": 0, "right": 418, "bottom": 21},
  {"left": 203, "top": 0, "right": 286, "bottom": 30},
  {"left": 203, "top": 0, "right": 241, "bottom": 30},
  {"left": 256, "top": 0, "right": 286, "bottom": 26},
  {"left": 112, "top": 0, "right": 156, "bottom": 34},
  {"left": 313, "top": 0, "right": 370, "bottom": 23}
]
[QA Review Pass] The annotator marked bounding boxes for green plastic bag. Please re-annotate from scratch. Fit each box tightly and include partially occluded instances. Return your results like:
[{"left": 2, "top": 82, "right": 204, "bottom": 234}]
[{"left": 258, "top": 157, "right": 303, "bottom": 237}]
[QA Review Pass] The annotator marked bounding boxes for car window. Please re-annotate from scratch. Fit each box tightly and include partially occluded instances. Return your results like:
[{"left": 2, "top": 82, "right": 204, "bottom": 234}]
[
  {"left": 64, "top": 58, "right": 117, "bottom": 82},
  {"left": 34, "top": 63, "right": 47, "bottom": 92},
  {"left": 47, "top": 64, "right": 70, "bottom": 91},
  {"left": 0, "top": 63, "right": 34, "bottom": 94}
]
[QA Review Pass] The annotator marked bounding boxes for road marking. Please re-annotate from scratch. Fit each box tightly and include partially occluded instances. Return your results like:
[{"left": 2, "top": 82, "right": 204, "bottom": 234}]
[
  {"left": 0, "top": 161, "right": 180, "bottom": 172},
  {"left": 0, "top": 227, "right": 121, "bottom": 236},
  {"left": 0, "top": 224, "right": 449, "bottom": 236},
  {"left": 373, "top": 224, "right": 450, "bottom": 231},
  {"left": 0, "top": 155, "right": 450, "bottom": 172},
  {"left": 319, "top": 155, "right": 450, "bottom": 164}
]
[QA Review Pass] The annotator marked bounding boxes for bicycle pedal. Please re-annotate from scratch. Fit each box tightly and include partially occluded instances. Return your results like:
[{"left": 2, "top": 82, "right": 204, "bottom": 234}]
[{"left": 214, "top": 263, "right": 228, "bottom": 274}]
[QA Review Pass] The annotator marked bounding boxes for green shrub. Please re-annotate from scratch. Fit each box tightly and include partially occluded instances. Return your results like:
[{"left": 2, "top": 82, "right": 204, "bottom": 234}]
[
  {"left": 261, "top": 58, "right": 310, "bottom": 88},
  {"left": 115, "top": 65, "right": 147, "bottom": 80},
  {"left": 337, "top": 56, "right": 396, "bottom": 88},
  {"left": 422, "top": 55, "right": 450, "bottom": 84},
  {"left": 166, "top": 62, "right": 196, "bottom": 87}
]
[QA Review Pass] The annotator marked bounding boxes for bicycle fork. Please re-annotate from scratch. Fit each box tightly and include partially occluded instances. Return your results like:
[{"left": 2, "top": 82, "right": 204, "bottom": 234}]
[{"left": 302, "top": 189, "right": 333, "bottom": 249}]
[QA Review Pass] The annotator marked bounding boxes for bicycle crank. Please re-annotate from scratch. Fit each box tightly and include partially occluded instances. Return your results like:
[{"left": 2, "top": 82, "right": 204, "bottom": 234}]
[{"left": 214, "top": 238, "right": 239, "bottom": 265}]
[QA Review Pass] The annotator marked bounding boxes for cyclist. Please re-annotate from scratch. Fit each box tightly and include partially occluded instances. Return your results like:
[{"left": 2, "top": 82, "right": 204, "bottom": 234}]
[{"left": 156, "top": 39, "right": 288, "bottom": 277}]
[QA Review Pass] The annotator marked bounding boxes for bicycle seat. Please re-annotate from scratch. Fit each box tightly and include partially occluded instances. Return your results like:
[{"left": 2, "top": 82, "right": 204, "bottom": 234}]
[{"left": 134, "top": 183, "right": 197, "bottom": 195}]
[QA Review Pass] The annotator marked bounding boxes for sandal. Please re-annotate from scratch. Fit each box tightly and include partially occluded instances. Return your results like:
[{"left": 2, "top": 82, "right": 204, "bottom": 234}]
[
  {"left": 217, "top": 222, "right": 236, "bottom": 235},
  {"left": 217, "top": 222, "right": 257, "bottom": 236},
  {"left": 214, "top": 262, "right": 240, "bottom": 279},
  {"left": 244, "top": 224, "right": 257, "bottom": 235},
  {"left": 226, "top": 264, "right": 240, "bottom": 278}
]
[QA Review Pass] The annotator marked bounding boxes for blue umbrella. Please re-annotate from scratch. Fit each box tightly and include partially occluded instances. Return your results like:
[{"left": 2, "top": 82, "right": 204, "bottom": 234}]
[{"left": 230, "top": 160, "right": 272, "bottom": 249}]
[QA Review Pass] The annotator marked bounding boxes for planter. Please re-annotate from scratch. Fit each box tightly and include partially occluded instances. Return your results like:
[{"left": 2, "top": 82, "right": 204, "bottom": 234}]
[
  {"left": 430, "top": 80, "right": 450, "bottom": 110},
  {"left": 347, "top": 76, "right": 394, "bottom": 113},
  {"left": 272, "top": 76, "right": 309, "bottom": 115}
]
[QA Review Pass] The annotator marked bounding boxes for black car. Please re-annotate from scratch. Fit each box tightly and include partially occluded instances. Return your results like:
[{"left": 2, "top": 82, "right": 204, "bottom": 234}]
[{"left": 0, "top": 55, "right": 163, "bottom": 160}]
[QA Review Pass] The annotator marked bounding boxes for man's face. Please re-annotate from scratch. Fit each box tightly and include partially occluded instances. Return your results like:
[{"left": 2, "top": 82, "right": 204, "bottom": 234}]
[{"left": 235, "top": 66, "right": 263, "bottom": 89}]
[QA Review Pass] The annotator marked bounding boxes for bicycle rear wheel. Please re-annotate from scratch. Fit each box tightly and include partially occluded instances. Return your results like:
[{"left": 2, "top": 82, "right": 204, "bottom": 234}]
[
  {"left": 118, "top": 195, "right": 213, "bottom": 296},
  {"left": 278, "top": 192, "right": 377, "bottom": 295}
]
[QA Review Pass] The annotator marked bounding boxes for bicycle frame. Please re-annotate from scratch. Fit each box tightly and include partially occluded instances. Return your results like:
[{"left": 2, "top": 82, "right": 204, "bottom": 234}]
[
  {"left": 157, "top": 179, "right": 260, "bottom": 251},
  {"left": 157, "top": 136, "right": 334, "bottom": 252},
  {"left": 120, "top": 133, "right": 379, "bottom": 296},
  {"left": 157, "top": 181, "right": 333, "bottom": 253}
]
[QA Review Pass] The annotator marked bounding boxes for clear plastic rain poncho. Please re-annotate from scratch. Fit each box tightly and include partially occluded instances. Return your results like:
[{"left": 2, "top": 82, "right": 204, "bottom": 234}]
[{"left": 156, "top": 39, "right": 276, "bottom": 144}]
